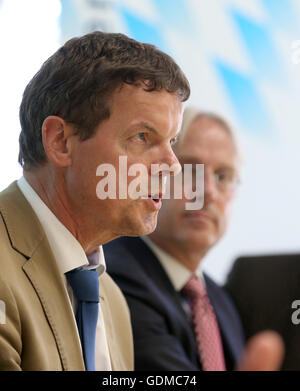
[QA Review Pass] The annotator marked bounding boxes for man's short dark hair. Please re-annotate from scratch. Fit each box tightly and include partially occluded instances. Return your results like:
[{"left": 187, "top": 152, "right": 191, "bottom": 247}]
[{"left": 18, "top": 31, "right": 190, "bottom": 170}]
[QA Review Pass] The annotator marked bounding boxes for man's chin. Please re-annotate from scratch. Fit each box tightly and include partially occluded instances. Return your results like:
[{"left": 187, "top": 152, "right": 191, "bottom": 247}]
[
  {"left": 132, "top": 214, "right": 158, "bottom": 237},
  {"left": 114, "top": 212, "right": 157, "bottom": 238}
]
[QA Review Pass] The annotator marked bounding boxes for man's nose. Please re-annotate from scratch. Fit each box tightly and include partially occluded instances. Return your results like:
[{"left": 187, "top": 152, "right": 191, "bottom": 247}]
[
  {"left": 149, "top": 146, "right": 181, "bottom": 196},
  {"left": 159, "top": 145, "right": 181, "bottom": 177}
]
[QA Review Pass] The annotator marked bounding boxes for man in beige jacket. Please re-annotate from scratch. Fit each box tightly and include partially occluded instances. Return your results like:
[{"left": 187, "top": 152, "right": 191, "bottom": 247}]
[{"left": 0, "top": 31, "right": 190, "bottom": 370}]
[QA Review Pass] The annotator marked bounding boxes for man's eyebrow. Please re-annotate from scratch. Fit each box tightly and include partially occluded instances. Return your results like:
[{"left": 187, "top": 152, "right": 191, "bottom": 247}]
[
  {"left": 131, "top": 121, "right": 180, "bottom": 140},
  {"left": 133, "top": 121, "right": 159, "bottom": 135},
  {"left": 177, "top": 156, "right": 236, "bottom": 168}
]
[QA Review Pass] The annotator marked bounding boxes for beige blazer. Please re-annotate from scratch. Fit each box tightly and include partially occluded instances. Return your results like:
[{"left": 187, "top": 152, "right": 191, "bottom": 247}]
[{"left": 0, "top": 182, "right": 133, "bottom": 371}]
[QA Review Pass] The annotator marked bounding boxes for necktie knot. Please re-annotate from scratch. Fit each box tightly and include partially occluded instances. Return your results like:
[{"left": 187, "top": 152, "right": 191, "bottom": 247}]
[
  {"left": 182, "top": 276, "right": 207, "bottom": 300},
  {"left": 66, "top": 268, "right": 99, "bottom": 303}
]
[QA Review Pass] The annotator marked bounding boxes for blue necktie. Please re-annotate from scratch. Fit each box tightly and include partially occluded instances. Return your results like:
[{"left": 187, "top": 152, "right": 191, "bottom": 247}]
[{"left": 66, "top": 268, "right": 99, "bottom": 371}]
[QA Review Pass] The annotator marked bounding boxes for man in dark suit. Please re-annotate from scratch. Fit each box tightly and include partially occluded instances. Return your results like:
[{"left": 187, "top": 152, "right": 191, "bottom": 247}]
[
  {"left": 225, "top": 254, "right": 300, "bottom": 370},
  {"left": 105, "top": 108, "right": 246, "bottom": 370}
]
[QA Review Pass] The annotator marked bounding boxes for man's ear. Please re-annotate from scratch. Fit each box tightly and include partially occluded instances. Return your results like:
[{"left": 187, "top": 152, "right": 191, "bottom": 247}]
[{"left": 42, "top": 116, "right": 75, "bottom": 167}]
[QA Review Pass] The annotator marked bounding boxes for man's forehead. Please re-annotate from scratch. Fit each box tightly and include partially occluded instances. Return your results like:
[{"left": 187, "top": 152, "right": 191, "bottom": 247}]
[
  {"left": 177, "top": 153, "right": 237, "bottom": 169},
  {"left": 112, "top": 83, "right": 182, "bottom": 104},
  {"left": 186, "top": 118, "right": 232, "bottom": 139},
  {"left": 175, "top": 129, "right": 239, "bottom": 169},
  {"left": 108, "top": 85, "right": 183, "bottom": 132},
  {"left": 178, "top": 118, "right": 237, "bottom": 151}
]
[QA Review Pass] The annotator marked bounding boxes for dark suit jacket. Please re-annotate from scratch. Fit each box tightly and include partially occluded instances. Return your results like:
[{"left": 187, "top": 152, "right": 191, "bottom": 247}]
[
  {"left": 225, "top": 254, "right": 300, "bottom": 370},
  {"left": 105, "top": 236, "right": 245, "bottom": 370}
]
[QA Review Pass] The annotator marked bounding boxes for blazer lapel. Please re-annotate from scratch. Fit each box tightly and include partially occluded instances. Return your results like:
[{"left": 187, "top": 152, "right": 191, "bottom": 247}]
[
  {"left": 0, "top": 182, "right": 85, "bottom": 371},
  {"left": 99, "top": 274, "right": 120, "bottom": 371},
  {"left": 22, "top": 241, "right": 85, "bottom": 370}
]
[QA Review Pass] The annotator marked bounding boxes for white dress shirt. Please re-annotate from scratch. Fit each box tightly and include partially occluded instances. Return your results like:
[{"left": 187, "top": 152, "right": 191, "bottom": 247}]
[
  {"left": 141, "top": 236, "right": 205, "bottom": 318},
  {"left": 17, "top": 176, "right": 112, "bottom": 371},
  {"left": 141, "top": 236, "right": 205, "bottom": 291}
]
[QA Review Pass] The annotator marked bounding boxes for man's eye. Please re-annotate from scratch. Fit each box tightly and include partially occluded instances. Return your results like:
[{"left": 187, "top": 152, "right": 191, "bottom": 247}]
[
  {"left": 134, "top": 133, "right": 146, "bottom": 142},
  {"left": 215, "top": 170, "right": 234, "bottom": 183},
  {"left": 215, "top": 172, "right": 227, "bottom": 182}
]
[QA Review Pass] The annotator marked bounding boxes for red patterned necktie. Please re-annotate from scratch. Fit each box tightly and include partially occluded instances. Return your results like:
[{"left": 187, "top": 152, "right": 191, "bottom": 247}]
[{"left": 183, "top": 276, "right": 226, "bottom": 371}]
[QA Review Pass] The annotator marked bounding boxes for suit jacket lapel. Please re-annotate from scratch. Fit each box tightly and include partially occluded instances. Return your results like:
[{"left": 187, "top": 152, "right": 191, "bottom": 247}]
[
  {"left": 99, "top": 286, "right": 117, "bottom": 370},
  {"left": 205, "top": 273, "right": 244, "bottom": 366},
  {"left": 0, "top": 182, "right": 85, "bottom": 370},
  {"left": 99, "top": 272, "right": 125, "bottom": 371},
  {"left": 123, "top": 237, "right": 199, "bottom": 362}
]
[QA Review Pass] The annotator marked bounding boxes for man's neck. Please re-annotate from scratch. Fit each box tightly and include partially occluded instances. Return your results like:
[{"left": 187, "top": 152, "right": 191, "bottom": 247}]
[
  {"left": 148, "top": 234, "right": 207, "bottom": 273},
  {"left": 23, "top": 170, "right": 116, "bottom": 253}
]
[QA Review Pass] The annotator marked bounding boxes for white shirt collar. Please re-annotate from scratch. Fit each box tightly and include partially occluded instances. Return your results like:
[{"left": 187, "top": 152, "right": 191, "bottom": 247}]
[
  {"left": 17, "top": 176, "right": 106, "bottom": 276},
  {"left": 141, "top": 236, "right": 205, "bottom": 291}
]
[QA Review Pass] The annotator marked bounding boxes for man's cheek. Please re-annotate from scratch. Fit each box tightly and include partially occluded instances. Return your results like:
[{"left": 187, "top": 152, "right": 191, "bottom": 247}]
[{"left": 217, "top": 215, "right": 228, "bottom": 238}]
